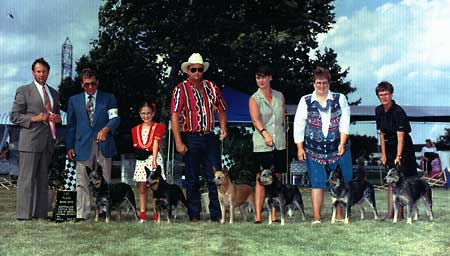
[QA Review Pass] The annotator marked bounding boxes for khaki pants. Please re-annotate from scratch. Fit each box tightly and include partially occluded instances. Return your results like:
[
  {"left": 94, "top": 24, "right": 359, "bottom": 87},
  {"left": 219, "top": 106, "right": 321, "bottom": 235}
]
[{"left": 76, "top": 140, "right": 111, "bottom": 219}]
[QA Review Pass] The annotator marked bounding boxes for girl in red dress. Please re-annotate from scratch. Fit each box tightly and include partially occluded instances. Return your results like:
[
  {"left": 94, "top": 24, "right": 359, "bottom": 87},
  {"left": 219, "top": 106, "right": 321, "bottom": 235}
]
[{"left": 131, "top": 99, "right": 166, "bottom": 223}]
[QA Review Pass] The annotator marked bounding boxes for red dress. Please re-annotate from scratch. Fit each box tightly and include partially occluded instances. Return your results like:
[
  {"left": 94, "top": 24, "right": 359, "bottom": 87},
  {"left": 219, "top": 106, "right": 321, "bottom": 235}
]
[{"left": 131, "top": 122, "right": 166, "bottom": 181}]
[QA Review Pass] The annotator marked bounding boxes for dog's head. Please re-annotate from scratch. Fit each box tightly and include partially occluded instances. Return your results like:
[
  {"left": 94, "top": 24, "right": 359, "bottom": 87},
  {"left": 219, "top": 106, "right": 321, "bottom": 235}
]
[
  {"left": 145, "top": 166, "right": 163, "bottom": 188},
  {"left": 258, "top": 166, "right": 275, "bottom": 186},
  {"left": 213, "top": 166, "right": 229, "bottom": 187},
  {"left": 86, "top": 165, "right": 103, "bottom": 189},
  {"left": 384, "top": 167, "right": 402, "bottom": 185},
  {"left": 326, "top": 164, "right": 344, "bottom": 189}
]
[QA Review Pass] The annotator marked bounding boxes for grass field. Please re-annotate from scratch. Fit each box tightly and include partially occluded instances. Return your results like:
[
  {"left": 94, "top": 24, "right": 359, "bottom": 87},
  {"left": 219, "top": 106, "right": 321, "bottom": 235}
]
[{"left": 0, "top": 188, "right": 449, "bottom": 256}]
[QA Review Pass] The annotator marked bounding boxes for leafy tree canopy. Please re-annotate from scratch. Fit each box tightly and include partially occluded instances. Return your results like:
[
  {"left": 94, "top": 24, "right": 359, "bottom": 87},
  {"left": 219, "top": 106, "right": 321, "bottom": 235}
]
[{"left": 59, "top": 0, "right": 358, "bottom": 153}]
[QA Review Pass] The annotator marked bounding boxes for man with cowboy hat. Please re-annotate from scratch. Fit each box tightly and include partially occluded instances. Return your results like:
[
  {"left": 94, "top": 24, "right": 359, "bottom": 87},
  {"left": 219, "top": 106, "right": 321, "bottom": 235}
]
[{"left": 170, "top": 53, "right": 228, "bottom": 222}]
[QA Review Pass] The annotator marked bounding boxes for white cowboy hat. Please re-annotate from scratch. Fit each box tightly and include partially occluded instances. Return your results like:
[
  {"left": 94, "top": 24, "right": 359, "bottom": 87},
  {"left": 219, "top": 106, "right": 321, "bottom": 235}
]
[{"left": 181, "top": 53, "right": 209, "bottom": 73}]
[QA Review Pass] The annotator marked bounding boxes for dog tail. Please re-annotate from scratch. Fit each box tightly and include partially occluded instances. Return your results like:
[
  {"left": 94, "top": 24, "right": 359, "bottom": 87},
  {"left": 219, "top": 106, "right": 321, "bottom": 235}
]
[
  {"left": 126, "top": 188, "right": 139, "bottom": 219},
  {"left": 179, "top": 188, "right": 188, "bottom": 208},
  {"left": 368, "top": 184, "right": 377, "bottom": 209},
  {"left": 424, "top": 184, "right": 433, "bottom": 209}
]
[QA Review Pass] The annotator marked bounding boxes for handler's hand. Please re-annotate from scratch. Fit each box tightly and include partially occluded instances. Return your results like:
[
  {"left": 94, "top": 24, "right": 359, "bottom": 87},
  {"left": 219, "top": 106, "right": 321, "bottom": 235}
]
[
  {"left": 175, "top": 142, "right": 188, "bottom": 156},
  {"left": 97, "top": 127, "right": 110, "bottom": 142},
  {"left": 67, "top": 149, "right": 75, "bottom": 161},
  {"left": 52, "top": 114, "right": 62, "bottom": 124},
  {"left": 297, "top": 148, "right": 306, "bottom": 161},
  {"left": 32, "top": 112, "right": 49, "bottom": 123},
  {"left": 220, "top": 127, "right": 228, "bottom": 140},
  {"left": 381, "top": 155, "right": 387, "bottom": 166},
  {"left": 337, "top": 144, "right": 345, "bottom": 156},
  {"left": 262, "top": 132, "right": 273, "bottom": 147},
  {"left": 151, "top": 159, "right": 158, "bottom": 169},
  {"left": 394, "top": 156, "right": 402, "bottom": 167}
]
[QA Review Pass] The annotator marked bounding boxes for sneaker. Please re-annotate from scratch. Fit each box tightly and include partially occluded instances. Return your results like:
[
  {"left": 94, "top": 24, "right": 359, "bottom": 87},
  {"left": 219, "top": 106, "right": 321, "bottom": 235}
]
[
  {"left": 139, "top": 219, "right": 146, "bottom": 223},
  {"left": 311, "top": 220, "right": 321, "bottom": 225}
]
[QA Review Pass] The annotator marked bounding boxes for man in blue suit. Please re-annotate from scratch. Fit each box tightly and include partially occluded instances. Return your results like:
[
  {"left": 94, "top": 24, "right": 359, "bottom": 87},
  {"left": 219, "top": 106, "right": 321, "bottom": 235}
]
[{"left": 65, "top": 68, "right": 120, "bottom": 220}]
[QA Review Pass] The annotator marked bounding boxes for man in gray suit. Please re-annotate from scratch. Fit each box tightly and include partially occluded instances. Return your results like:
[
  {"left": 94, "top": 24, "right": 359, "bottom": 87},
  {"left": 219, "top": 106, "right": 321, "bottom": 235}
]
[{"left": 10, "top": 58, "right": 61, "bottom": 220}]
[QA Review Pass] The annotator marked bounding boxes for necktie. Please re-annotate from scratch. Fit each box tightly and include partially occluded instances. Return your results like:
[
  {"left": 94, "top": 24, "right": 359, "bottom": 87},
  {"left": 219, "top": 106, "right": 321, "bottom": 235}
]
[
  {"left": 86, "top": 95, "right": 94, "bottom": 127},
  {"left": 42, "top": 85, "right": 52, "bottom": 112}
]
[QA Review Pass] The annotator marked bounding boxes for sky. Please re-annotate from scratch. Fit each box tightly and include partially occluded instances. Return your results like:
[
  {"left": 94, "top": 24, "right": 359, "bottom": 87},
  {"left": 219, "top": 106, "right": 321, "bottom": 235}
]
[
  {"left": 1, "top": 0, "right": 449, "bottom": 142},
  {"left": 1, "top": 0, "right": 102, "bottom": 112}
]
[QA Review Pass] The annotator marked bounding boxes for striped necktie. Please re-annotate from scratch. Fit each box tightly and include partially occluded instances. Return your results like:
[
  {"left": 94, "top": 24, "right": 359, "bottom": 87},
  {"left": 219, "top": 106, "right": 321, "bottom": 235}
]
[
  {"left": 42, "top": 85, "right": 52, "bottom": 112},
  {"left": 86, "top": 95, "right": 94, "bottom": 127}
]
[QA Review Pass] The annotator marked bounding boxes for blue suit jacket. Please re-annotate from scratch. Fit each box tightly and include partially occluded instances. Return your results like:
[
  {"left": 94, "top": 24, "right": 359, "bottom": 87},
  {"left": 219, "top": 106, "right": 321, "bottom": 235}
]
[{"left": 65, "top": 91, "right": 120, "bottom": 161}]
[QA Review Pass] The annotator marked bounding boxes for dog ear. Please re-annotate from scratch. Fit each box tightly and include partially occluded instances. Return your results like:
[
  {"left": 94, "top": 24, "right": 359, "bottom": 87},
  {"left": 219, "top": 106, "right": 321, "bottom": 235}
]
[
  {"left": 223, "top": 167, "right": 229, "bottom": 176},
  {"left": 325, "top": 165, "right": 332, "bottom": 177},
  {"left": 96, "top": 165, "right": 103, "bottom": 176},
  {"left": 86, "top": 166, "right": 92, "bottom": 176},
  {"left": 212, "top": 166, "right": 219, "bottom": 174},
  {"left": 155, "top": 165, "right": 161, "bottom": 175},
  {"left": 270, "top": 165, "right": 276, "bottom": 172},
  {"left": 145, "top": 166, "right": 151, "bottom": 178},
  {"left": 335, "top": 164, "right": 343, "bottom": 177}
]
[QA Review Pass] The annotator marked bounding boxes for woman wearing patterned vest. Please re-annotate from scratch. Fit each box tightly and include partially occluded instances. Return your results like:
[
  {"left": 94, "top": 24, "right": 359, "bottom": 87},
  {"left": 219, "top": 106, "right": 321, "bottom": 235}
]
[
  {"left": 249, "top": 66, "right": 287, "bottom": 224},
  {"left": 294, "top": 67, "right": 352, "bottom": 224}
]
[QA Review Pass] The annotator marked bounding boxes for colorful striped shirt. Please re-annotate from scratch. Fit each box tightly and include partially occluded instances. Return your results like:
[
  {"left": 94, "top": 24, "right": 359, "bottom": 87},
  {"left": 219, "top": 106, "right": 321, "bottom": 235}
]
[{"left": 170, "top": 79, "right": 227, "bottom": 133}]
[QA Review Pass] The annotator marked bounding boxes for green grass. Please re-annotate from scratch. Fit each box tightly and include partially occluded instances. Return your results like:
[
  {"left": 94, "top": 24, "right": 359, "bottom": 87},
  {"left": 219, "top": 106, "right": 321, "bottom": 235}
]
[{"left": 0, "top": 188, "right": 449, "bottom": 256}]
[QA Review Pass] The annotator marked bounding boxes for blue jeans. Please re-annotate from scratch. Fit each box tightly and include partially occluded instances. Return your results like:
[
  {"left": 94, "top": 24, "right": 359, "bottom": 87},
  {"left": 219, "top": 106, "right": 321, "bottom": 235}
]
[
  {"left": 305, "top": 148, "right": 353, "bottom": 189},
  {"left": 182, "top": 133, "right": 221, "bottom": 221}
]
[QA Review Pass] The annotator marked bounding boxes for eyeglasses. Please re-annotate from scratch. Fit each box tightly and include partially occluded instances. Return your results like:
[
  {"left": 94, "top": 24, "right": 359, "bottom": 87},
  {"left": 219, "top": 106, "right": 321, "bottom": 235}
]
[
  {"left": 190, "top": 67, "right": 204, "bottom": 73},
  {"left": 139, "top": 112, "right": 153, "bottom": 115},
  {"left": 83, "top": 82, "right": 98, "bottom": 88}
]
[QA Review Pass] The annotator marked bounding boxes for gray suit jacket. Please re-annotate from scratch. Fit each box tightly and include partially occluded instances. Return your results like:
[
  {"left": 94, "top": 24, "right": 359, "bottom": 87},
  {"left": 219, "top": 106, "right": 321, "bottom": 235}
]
[{"left": 10, "top": 82, "right": 60, "bottom": 152}]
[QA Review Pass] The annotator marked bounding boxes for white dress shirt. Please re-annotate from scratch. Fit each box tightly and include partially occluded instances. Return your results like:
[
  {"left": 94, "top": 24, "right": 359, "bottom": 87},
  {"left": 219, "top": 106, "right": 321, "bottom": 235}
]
[
  {"left": 293, "top": 91, "right": 350, "bottom": 144},
  {"left": 84, "top": 91, "right": 98, "bottom": 110},
  {"left": 34, "top": 80, "right": 54, "bottom": 110}
]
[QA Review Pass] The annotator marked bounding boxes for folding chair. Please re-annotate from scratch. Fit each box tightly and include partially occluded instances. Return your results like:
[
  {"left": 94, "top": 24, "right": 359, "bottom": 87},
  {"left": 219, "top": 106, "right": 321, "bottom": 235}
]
[{"left": 421, "top": 168, "right": 449, "bottom": 190}]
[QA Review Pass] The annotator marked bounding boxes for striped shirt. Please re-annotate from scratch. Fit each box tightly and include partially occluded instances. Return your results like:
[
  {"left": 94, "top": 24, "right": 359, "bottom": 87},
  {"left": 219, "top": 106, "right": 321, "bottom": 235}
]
[{"left": 170, "top": 79, "right": 227, "bottom": 133}]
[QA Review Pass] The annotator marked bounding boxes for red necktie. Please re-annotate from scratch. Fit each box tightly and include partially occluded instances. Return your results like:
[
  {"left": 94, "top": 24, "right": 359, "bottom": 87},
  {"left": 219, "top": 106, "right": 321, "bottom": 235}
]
[{"left": 42, "top": 85, "right": 52, "bottom": 112}]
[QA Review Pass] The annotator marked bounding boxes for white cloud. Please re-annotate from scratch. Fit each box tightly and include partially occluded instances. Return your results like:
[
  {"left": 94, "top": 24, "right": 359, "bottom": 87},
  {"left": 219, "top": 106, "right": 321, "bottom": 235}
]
[{"left": 318, "top": 0, "right": 450, "bottom": 106}]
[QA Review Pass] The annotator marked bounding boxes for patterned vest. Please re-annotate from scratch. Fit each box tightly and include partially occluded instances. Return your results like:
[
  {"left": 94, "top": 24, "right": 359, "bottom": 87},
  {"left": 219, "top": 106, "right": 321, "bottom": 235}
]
[{"left": 304, "top": 93, "right": 342, "bottom": 164}]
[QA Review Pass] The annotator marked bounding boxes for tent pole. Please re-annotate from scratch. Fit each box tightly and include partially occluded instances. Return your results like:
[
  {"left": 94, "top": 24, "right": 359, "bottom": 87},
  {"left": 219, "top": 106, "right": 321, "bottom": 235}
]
[
  {"left": 285, "top": 114, "right": 289, "bottom": 184},
  {"left": 166, "top": 121, "right": 172, "bottom": 183}
]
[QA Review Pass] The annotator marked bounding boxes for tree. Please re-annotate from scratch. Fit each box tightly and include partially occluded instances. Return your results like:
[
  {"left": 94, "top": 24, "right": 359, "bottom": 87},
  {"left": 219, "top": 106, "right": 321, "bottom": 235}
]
[
  {"left": 436, "top": 128, "right": 450, "bottom": 150},
  {"left": 59, "top": 0, "right": 356, "bottom": 154}
]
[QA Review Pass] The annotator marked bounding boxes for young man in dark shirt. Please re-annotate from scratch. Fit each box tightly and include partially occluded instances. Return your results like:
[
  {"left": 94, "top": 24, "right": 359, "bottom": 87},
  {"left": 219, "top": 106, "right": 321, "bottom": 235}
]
[{"left": 375, "top": 81, "right": 417, "bottom": 219}]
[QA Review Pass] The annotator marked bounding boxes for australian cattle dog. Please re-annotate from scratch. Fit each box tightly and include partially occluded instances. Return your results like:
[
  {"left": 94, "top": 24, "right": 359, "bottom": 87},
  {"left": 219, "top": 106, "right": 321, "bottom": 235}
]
[
  {"left": 384, "top": 167, "right": 433, "bottom": 224},
  {"left": 326, "top": 165, "right": 378, "bottom": 224},
  {"left": 258, "top": 167, "right": 306, "bottom": 225},
  {"left": 145, "top": 166, "right": 187, "bottom": 223},
  {"left": 86, "top": 166, "right": 138, "bottom": 223},
  {"left": 213, "top": 167, "right": 256, "bottom": 224}
]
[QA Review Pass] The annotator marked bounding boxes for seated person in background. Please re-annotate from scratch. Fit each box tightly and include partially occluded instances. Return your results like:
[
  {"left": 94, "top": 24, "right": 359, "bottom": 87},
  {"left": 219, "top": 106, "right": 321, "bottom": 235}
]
[
  {"left": 430, "top": 153, "right": 442, "bottom": 179},
  {"left": 421, "top": 139, "right": 437, "bottom": 175},
  {"left": 0, "top": 142, "right": 9, "bottom": 160}
]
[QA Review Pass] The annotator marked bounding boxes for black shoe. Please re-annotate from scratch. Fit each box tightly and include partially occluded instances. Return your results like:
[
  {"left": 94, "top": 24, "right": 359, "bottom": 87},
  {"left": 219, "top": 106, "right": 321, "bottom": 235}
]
[
  {"left": 254, "top": 220, "right": 262, "bottom": 224},
  {"left": 190, "top": 218, "right": 200, "bottom": 223},
  {"left": 76, "top": 218, "right": 86, "bottom": 222},
  {"left": 16, "top": 218, "right": 32, "bottom": 221},
  {"left": 272, "top": 219, "right": 280, "bottom": 223}
]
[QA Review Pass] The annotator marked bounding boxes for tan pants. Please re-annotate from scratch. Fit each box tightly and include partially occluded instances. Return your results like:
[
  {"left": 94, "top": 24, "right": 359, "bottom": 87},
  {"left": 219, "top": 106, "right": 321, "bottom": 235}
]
[{"left": 76, "top": 140, "right": 111, "bottom": 219}]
